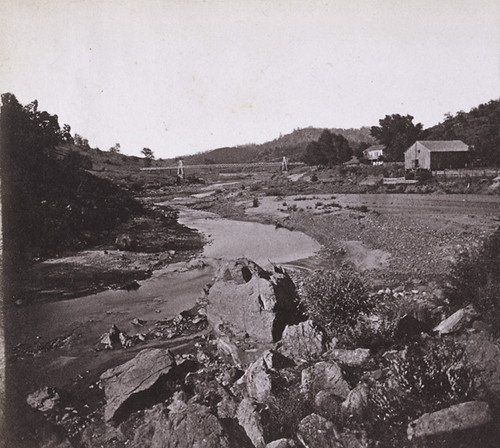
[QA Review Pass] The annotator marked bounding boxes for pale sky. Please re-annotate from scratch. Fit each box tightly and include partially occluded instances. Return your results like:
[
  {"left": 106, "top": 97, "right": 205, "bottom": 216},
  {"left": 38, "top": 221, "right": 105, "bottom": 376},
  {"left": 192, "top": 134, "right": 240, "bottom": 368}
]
[{"left": 1, "top": 0, "right": 499, "bottom": 158}]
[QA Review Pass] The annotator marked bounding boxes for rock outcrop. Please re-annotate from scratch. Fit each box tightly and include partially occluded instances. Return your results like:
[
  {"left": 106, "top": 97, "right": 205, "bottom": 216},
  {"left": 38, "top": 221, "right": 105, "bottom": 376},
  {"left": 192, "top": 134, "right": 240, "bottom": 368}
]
[
  {"left": 301, "top": 361, "right": 350, "bottom": 399},
  {"left": 131, "top": 402, "right": 253, "bottom": 448},
  {"left": 279, "top": 320, "right": 325, "bottom": 362},
  {"left": 433, "top": 305, "right": 479, "bottom": 335},
  {"left": 206, "top": 259, "right": 302, "bottom": 343},
  {"left": 407, "top": 401, "right": 493, "bottom": 440},
  {"left": 325, "top": 348, "right": 371, "bottom": 368},
  {"left": 99, "top": 348, "right": 176, "bottom": 422},
  {"left": 236, "top": 398, "right": 271, "bottom": 448}
]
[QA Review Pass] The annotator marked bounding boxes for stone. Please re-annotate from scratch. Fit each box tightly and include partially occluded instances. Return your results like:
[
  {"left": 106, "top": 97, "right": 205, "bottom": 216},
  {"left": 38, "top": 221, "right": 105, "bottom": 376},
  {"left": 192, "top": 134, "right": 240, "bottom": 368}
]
[
  {"left": 217, "top": 396, "right": 239, "bottom": 419},
  {"left": 99, "top": 348, "right": 176, "bottom": 422},
  {"left": 266, "top": 439, "right": 296, "bottom": 448},
  {"left": 262, "top": 350, "right": 295, "bottom": 370},
  {"left": 131, "top": 402, "right": 253, "bottom": 448},
  {"left": 326, "top": 348, "right": 371, "bottom": 368},
  {"left": 433, "top": 304, "right": 479, "bottom": 335},
  {"left": 301, "top": 361, "right": 350, "bottom": 399},
  {"left": 464, "top": 332, "right": 500, "bottom": 396},
  {"left": 115, "top": 234, "right": 135, "bottom": 250},
  {"left": 314, "top": 390, "right": 342, "bottom": 418},
  {"left": 26, "top": 387, "right": 61, "bottom": 413},
  {"left": 237, "top": 356, "right": 275, "bottom": 402},
  {"left": 280, "top": 320, "right": 325, "bottom": 362},
  {"left": 206, "top": 259, "right": 302, "bottom": 343},
  {"left": 297, "top": 413, "right": 342, "bottom": 448},
  {"left": 407, "top": 401, "right": 493, "bottom": 440},
  {"left": 342, "top": 383, "right": 369, "bottom": 418},
  {"left": 236, "top": 398, "right": 271, "bottom": 448}
]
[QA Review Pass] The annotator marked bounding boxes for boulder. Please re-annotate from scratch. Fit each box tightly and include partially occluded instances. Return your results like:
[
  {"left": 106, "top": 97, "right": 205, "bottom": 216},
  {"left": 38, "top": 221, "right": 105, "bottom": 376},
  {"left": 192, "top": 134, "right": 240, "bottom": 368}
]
[
  {"left": 236, "top": 398, "right": 271, "bottom": 448},
  {"left": 236, "top": 356, "right": 276, "bottom": 402},
  {"left": 262, "top": 350, "right": 295, "bottom": 370},
  {"left": 325, "top": 348, "right": 371, "bottom": 368},
  {"left": 314, "top": 390, "right": 342, "bottom": 418},
  {"left": 433, "top": 305, "right": 479, "bottom": 335},
  {"left": 99, "top": 348, "right": 176, "bottom": 422},
  {"left": 464, "top": 332, "right": 500, "bottom": 396},
  {"left": 280, "top": 320, "right": 325, "bottom": 362},
  {"left": 342, "top": 383, "right": 369, "bottom": 418},
  {"left": 26, "top": 387, "right": 61, "bottom": 413},
  {"left": 297, "top": 414, "right": 341, "bottom": 448},
  {"left": 131, "top": 402, "right": 253, "bottom": 448},
  {"left": 266, "top": 439, "right": 296, "bottom": 448},
  {"left": 207, "top": 259, "right": 302, "bottom": 343},
  {"left": 301, "top": 361, "right": 350, "bottom": 399},
  {"left": 407, "top": 401, "right": 493, "bottom": 440}
]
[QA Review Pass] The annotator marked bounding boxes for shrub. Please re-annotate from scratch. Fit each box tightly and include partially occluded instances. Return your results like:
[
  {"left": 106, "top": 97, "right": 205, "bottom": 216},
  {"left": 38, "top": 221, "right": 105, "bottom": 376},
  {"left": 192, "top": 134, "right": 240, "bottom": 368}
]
[
  {"left": 300, "top": 269, "right": 370, "bottom": 339},
  {"left": 267, "top": 386, "right": 314, "bottom": 439},
  {"left": 369, "top": 339, "right": 475, "bottom": 427},
  {"left": 446, "top": 226, "right": 500, "bottom": 333}
]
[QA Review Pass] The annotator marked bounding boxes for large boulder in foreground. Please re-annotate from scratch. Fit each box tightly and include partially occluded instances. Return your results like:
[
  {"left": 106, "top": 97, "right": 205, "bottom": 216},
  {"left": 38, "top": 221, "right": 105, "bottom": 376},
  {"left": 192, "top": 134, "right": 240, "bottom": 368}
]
[
  {"left": 99, "top": 348, "right": 176, "bottom": 422},
  {"left": 206, "top": 259, "right": 302, "bottom": 343},
  {"left": 131, "top": 402, "right": 253, "bottom": 448},
  {"left": 407, "top": 401, "right": 493, "bottom": 440}
]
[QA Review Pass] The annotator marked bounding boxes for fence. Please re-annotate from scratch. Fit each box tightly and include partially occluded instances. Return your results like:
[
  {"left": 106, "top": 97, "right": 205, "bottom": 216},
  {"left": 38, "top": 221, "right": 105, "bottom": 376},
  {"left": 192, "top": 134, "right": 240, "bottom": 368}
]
[
  {"left": 383, "top": 177, "right": 418, "bottom": 185},
  {"left": 433, "top": 168, "right": 499, "bottom": 178}
]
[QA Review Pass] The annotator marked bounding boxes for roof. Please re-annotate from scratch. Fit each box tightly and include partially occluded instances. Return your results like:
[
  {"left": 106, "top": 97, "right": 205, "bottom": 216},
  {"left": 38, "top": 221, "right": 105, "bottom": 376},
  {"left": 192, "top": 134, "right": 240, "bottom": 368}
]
[
  {"left": 363, "top": 144, "right": 385, "bottom": 154},
  {"left": 416, "top": 140, "right": 469, "bottom": 152}
]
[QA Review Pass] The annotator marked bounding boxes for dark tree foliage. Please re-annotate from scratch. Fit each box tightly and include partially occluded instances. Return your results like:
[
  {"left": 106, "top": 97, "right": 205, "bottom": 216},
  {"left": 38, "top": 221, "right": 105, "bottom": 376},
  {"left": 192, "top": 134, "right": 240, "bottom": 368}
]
[
  {"left": 424, "top": 99, "right": 500, "bottom": 166},
  {"left": 370, "top": 114, "right": 423, "bottom": 161},
  {"left": 0, "top": 93, "right": 142, "bottom": 270},
  {"left": 141, "top": 147, "right": 154, "bottom": 167},
  {"left": 303, "top": 141, "right": 327, "bottom": 166},
  {"left": 302, "top": 130, "right": 352, "bottom": 166}
]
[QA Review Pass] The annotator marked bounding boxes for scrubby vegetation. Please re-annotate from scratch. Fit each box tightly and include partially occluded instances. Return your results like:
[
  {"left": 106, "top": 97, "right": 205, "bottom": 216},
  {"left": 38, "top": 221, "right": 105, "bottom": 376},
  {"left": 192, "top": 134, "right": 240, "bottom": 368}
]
[
  {"left": 0, "top": 94, "right": 143, "bottom": 266},
  {"left": 300, "top": 269, "right": 371, "bottom": 340},
  {"left": 446, "top": 226, "right": 500, "bottom": 333}
]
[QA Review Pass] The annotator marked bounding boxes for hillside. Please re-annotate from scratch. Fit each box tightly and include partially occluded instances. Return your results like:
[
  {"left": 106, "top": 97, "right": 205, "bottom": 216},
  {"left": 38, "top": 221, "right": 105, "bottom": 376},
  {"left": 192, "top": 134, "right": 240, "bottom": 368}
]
[
  {"left": 0, "top": 94, "right": 144, "bottom": 265},
  {"left": 424, "top": 99, "right": 500, "bottom": 165},
  {"left": 163, "top": 126, "right": 375, "bottom": 165}
]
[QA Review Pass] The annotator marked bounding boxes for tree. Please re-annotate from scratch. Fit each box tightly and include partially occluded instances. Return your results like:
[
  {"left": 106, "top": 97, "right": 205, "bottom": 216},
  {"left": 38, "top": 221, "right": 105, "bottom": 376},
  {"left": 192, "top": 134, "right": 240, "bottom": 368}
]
[
  {"left": 141, "top": 147, "right": 154, "bottom": 159},
  {"left": 333, "top": 133, "right": 352, "bottom": 164},
  {"left": 302, "top": 141, "right": 325, "bottom": 166},
  {"left": 318, "top": 130, "right": 337, "bottom": 166},
  {"left": 371, "top": 114, "right": 423, "bottom": 161},
  {"left": 141, "top": 147, "right": 154, "bottom": 167},
  {"left": 109, "top": 143, "right": 121, "bottom": 153},
  {"left": 302, "top": 130, "right": 352, "bottom": 166}
]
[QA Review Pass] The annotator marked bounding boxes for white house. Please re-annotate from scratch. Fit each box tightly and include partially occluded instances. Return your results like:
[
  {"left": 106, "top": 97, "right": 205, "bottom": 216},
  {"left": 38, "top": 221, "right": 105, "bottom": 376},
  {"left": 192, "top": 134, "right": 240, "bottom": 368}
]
[{"left": 363, "top": 145, "right": 385, "bottom": 165}]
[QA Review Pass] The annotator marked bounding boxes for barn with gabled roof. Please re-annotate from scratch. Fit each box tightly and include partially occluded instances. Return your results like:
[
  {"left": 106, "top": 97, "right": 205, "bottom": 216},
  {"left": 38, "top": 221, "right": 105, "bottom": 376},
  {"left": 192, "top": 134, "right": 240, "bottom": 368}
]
[{"left": 404, "top": 140, "right": 470, "bottom": 171}]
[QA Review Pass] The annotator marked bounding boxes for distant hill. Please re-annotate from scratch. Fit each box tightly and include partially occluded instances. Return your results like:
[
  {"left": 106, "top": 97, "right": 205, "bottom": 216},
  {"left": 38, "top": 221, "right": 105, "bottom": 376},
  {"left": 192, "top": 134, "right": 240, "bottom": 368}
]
[
  {"left": 163, "top": 127, "right": 376, "bottom": 165},
  {"left": 424, "top": 99, "right": 500, "bottom": 165}
]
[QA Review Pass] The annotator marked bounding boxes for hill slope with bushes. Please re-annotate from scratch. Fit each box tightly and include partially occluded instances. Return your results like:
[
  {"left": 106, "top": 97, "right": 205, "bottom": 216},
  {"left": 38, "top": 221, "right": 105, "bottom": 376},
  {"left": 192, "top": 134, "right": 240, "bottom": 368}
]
[
  {"left": 164, "top": 126, "right": 375, "bottom": 165},
  {"left": 0, "top": 93, "right": 143, "bottom": 267}
]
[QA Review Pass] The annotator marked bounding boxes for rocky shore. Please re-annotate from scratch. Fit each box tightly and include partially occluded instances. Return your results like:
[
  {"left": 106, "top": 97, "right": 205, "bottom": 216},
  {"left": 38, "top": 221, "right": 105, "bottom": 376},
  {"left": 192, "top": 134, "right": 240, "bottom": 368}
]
[{"left": 23, "top": 258, "right": 500, "bottom": 448}]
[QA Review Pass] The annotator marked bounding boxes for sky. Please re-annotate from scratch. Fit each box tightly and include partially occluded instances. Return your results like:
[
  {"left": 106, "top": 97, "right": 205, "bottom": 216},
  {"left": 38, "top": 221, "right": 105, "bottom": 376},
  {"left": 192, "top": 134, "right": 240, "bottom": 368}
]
[{"left": 1, "top": 0, "right": 499, "bottom": 158}]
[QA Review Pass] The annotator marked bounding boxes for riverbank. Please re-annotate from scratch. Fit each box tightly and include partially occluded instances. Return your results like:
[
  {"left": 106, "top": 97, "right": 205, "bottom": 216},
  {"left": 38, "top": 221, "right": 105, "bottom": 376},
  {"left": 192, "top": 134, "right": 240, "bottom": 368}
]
[{"left": 4, "top": 168, "right": 500, "bottom": 447}]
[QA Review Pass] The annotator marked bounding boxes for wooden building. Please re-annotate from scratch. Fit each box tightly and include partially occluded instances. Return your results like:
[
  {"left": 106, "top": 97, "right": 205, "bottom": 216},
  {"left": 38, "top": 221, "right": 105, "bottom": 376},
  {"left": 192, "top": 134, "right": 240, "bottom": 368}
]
[
  {"left": 404, "top": 140, "right": 470, "bottom": 171},
  {"left": 363, "top": 144, "right": 386, "bottom": 165}
]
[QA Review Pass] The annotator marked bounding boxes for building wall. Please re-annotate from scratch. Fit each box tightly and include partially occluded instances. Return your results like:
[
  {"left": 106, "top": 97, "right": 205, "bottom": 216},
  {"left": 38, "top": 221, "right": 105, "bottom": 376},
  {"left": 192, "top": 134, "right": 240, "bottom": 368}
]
[
  {"left": 430, "top": 152, "right": 469, "bottom": 170},
  {"left": 404, "top": 142, "right": 431, "bottom": 170},
  {"left": 405, "top": 143, "right": 470, "bottom": 170}
]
